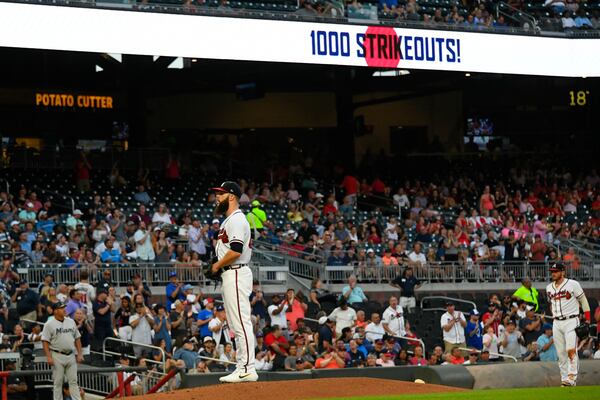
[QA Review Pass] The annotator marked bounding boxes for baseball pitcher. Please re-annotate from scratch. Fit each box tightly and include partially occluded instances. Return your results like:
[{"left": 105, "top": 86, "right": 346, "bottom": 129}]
[
  {"left": 209, "top": 181, "right": 257, "bottom": 383},
  {"left": 546, "top": 262, "right": 591, "bottom": 387}
]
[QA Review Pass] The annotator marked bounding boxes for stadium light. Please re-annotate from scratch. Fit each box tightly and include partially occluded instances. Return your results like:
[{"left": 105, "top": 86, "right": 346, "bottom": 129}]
[
  {"left": 465, "top": 73, "right": 471, "bottom": 77},
  {"left": 372, "top": 70, "right": 410, "bottom": 77},
  {"left": 95, "top": 65, "right": 103, "bottom": 73}
]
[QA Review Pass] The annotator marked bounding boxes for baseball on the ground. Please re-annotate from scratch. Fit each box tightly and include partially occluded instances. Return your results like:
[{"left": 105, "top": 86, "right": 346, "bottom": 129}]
[{"left": 414, "top": 379, "right": 426, "bottom": 384}]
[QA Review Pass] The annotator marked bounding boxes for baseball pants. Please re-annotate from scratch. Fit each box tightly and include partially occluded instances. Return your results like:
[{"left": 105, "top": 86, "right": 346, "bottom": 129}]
[
  {"left": 553, "top": 318, "right": 579, "bottom": 383},
  {"left": 399, "top": 296, "right": 416, "bottom": 312},
  {"left": 222, "top": 266, "right": 256, "bottom": 374},
  {"left": 52, "top": 352, "right": 81, "bottom": 400}
]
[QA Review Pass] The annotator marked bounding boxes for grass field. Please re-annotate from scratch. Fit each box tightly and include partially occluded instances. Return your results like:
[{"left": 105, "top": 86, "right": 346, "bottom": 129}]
[{"left": 324, "top": 386, "right": 600, "bottom": 400}]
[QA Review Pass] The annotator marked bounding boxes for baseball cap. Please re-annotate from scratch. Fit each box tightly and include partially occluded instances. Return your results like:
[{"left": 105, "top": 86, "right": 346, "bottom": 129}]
[
  {"left": 73, "top": 209, "right": 83, "bottom": 215},
  {"left": 52, "top": 302, "right": 66, "bottom": 310},
  {"left": 352, "top": 333, "right": 362, "bottom": 340},
  {"left": 296, "top": 357, "right": 304, "bottom": 364},
  {"left": 210, "top": 181, "right": 242, "bottom": 198},
  {"left": 182, "top": 284, "right": 194, "bottom": 291},
  {"left": 26, "top": 202, "right": 34, "bottom": 208},
  {"left": 470, "top": 309, "right": 479, "bottom": 316},
  {"left": 10, "top": 221, "right": 19, "bottom": 227},
  {"left": 251, "top": 200, "right": 261, "bottom": 207},
  {"left": 212, "top": 218, "right": 220, "bottom": 225},
  {"left": 543, "top": 323, "right": 553, "bottom": 331},
  {"left": 549, "top": 262, "right": 565, "bottom": 272},
  {"left": 375, "top": 339, "right": 384, "bottom": 345},
  {"left": 445, "top": 301, "right": 454, "bottom": 306},
  {"left": 216, "top": 305, "right": 225, "bottom": 312},
  {"left": 19, "top": 279, "right": 28, "bottom": 285},
  {"left": 169, "top": 271, "right": 177, "bottom": 278},
  {"left": 256, "top": 331, "right": 264, "bottom": 338},
  {"left": 203, "top": 336, "right": 216, "bottom": 344},
  {"left": 97, "top": 288, "right": 108, "bottom": 295},
  {"left": 383, "top": 352, "right": 394, "bottom": 357}
]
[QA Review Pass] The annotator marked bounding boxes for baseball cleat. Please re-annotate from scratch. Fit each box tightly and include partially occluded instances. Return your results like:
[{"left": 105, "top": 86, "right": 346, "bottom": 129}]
[
  {"left": 219, "top": 370, "right": 258, "bottom": 383},
  {"left": 561, "top": 381, "right": 575, "bottom": 387}
]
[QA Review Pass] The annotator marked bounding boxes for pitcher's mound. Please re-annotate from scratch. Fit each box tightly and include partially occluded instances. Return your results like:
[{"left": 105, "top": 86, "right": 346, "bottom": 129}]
[{"left": 133, "top": 377, "right": 466, "bottom": 400}]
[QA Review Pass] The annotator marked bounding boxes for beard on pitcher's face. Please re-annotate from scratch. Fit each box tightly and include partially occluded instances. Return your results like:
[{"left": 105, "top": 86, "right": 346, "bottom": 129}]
[{"left": 214, "top": 195, "right": 230, "bottom": 215}]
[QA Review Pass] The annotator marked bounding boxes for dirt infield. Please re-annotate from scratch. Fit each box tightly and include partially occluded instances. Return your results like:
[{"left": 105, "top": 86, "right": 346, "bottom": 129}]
[{"left": 131, "top": 377, "right": 466, "bottom": 400}]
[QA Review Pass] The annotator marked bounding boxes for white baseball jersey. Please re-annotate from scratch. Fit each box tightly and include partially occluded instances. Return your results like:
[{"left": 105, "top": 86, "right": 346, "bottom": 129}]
[
  {"left": 216, "top": 210, "right": 252, "bottom": 264},
  {"left": 546, "top": 279, "right": 584, "bottom": 318},
  {"left": 382, "top": 305, "right": 406, "bottom": 337}
]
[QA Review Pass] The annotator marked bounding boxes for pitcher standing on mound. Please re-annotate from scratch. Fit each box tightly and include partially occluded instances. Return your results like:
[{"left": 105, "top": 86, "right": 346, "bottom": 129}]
[
  {"left": 546, "top": 262, "right": 591, "bottom": 387},
  {"left": 210, "top": 181, "right": 258, "bottom": 383}
]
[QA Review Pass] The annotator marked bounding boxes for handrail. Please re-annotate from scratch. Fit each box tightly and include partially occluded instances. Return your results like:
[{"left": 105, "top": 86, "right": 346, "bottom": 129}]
[
  {"left": 198, "top": 355, "right": 236, "bottom": 365},
  {"left": 420, "top": 296, "right": 477, "bottom": 313},
  {"left": 103, "top": 337, "right": 166, "bottom": 371},
  {"left": 364, "top": 330, "right": 426, "bottom": 356},
  {"left": 458, "top": 347, "right": 518, "bottom": 363}
]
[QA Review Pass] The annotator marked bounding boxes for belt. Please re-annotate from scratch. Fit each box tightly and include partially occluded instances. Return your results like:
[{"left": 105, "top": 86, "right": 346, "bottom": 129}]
[
  {"left": 51, "top": 348, "right": 73, "bottom": 356},
  {"left": 222, "top": 264, "right": 248, "bottom": 272},
  {"left": 555, "top": 315, "right": 578, "bottom": 321}
]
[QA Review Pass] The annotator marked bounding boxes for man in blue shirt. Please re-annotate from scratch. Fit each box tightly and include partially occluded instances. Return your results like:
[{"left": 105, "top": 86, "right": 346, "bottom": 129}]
[
  {"left": 327, "top": 246, "right": 350, "bottom": 267},
  {"left": 165, "top": 272, "right": 186, "bottom": 310},
  {"left": 341, "top": 275, "right": 367, "bottom": 305},
  {"left": 391, "top": 267, "right": 421, "bottom": 313},
  {"left": 36, "top": 211, "right": 55, "bottom": 235},
  {"left": 465, "top": 310, "right": 484, "bottom": 350},
  {"left": 196, "top": 298, "right": 215, "bottom": 339},
  {"left": 173, "top": 339, "right": 200, "bottom": 370},
  {"left": 100, "top": 239, "right": 122, "bottom": 263},
  {"left": 537, "top": 323, "right": 558, "bottom": 362}
]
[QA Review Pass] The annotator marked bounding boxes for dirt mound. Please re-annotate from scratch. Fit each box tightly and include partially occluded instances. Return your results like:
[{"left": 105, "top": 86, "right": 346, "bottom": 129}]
[{"left": 131, "top": 377, "right": 466, "bottom": 400}]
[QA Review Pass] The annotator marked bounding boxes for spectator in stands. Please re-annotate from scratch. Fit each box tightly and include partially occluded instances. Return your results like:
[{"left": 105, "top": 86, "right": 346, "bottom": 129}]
[
  {"left": 409, "top": 345, "right": 428, "bottom": 366},
  {"left": 114, "top": 295, "right": 132, "bottom": 341},
  {"left": 315, "top": 349, "right": 345, "bottom": 369},
  {"left": 481, "top": 326, "right": 500, "bottom": 361},
  {"left": 574, "top": 8, "right": 593, "bottom": 28},
  {"left": 390, "top": 267, "right": 421, "bottom": 313},
  {"left": 66, "top": 209, "right": 84, "bottom": 232},
  {"left": 465, "top": 310, "right": 484, "bottom": 350},
  {"left": 382, "top": 296, "right": 406, "bottom": 340},
  {"left": 268, "top": 294, "right": 290, "bottom": 335},
  {"left": 327, "top": 244, "right": 350, "bottom": 266},
  {"left": 520, "top": 308, "right": 543, "bottom": 346},
  {"left": 463, "top": 350, "right": 479, "bottom": 365},
  {"left": 328, "top": 299, "right": 357, "bottom": 338},
  {"left": 500, "top": 320, "right": 524, "bottom": 360},
  {"left": 13, "top": 280, "right": 39, "bottom": 324},
  {"left": 92, "top": 289, "right": 114, "bottom": 349},
  {"left": 153, "top": 304, "right": 172, "bottom": 353},
  {"left": 166, "top": 272, "right": 185, "bottom": 310},
  {"left": 284, "top": 288, "right": 307, "bottom": 332},
  {"left": 408, "top": 242, "right": 427, "bottom": 275},
  {"left": 512, "top": 277, "right": 539, "bottom": 311},
  {"left": 537, "top": 323, "right": 558, "bottom": 362},
  {"left": 134, "top": 221, "right": 155, "bottom": 265},
  {"left": 482, "top": 302, "right": 502, "bottom": 336},
  {"left": 441, "top": 301, "right": 467, "bottom": 353},
  {"left": 134, "top": 185, "right": 152, "bottom": 205},
  {"left": 265, "top": 325, "right": 289, "bottom": 370},
  {"left": 562, "top": 10, "right": 577, "bottom": 28},
  {"left": 130, "top": 302, "right": 155, "bottom": 357},
  {"left": 342, "top": 275, "right": 367, "bottom": 306},
  {"left": 173, "top": 338, "right": 201, "bottom": 370}
]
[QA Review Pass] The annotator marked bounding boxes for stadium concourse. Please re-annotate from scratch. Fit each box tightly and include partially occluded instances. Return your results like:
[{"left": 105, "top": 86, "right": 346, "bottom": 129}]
[{"left": 0, "top": 151, "right": 599, "bottom": 396}]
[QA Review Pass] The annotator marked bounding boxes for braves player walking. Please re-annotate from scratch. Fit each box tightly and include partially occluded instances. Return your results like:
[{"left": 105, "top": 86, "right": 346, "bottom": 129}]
[
  {"left": 210, "top": 181, "right": 258, "bottom": 383},
  {"left": 546, "top": 262, "right": 591, "bottom": 387}
]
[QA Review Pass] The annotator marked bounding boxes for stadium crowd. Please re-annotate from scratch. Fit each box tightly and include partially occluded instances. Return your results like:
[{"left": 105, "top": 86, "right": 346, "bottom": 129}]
[{"left": 0, "top": 159, "right": 597, "bottom": 391}]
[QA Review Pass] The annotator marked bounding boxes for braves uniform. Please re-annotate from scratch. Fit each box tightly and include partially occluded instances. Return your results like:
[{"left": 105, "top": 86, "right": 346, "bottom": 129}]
[
  {"left": 215, "top": 209, "right": 255, "bottom": 376},
  {"left": 546, "top": 278, "right": 585, "bottom": 384},
  {"left": 41, "top": 316, "right": 81, "bottom": 400}
]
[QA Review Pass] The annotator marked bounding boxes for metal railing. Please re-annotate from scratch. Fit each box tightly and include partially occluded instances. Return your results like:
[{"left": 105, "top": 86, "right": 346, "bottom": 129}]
[
  {"left": 420, "top": 296, "right": 477, "bottom": 314},
  {"left": 103, "top": 337, "right": 167, "bottom": 371},
  {"left": 458, "top": 347, "right": 518, "bottom": 363}
]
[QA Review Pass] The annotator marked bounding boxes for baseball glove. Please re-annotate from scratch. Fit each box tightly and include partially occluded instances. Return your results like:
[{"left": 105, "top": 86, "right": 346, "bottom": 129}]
[
  {"left": 575, "top": 322, "right": 590, "bottom": 340},
  {"left": 203, "top": 260, "right": 222, "bottom": 282}
]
